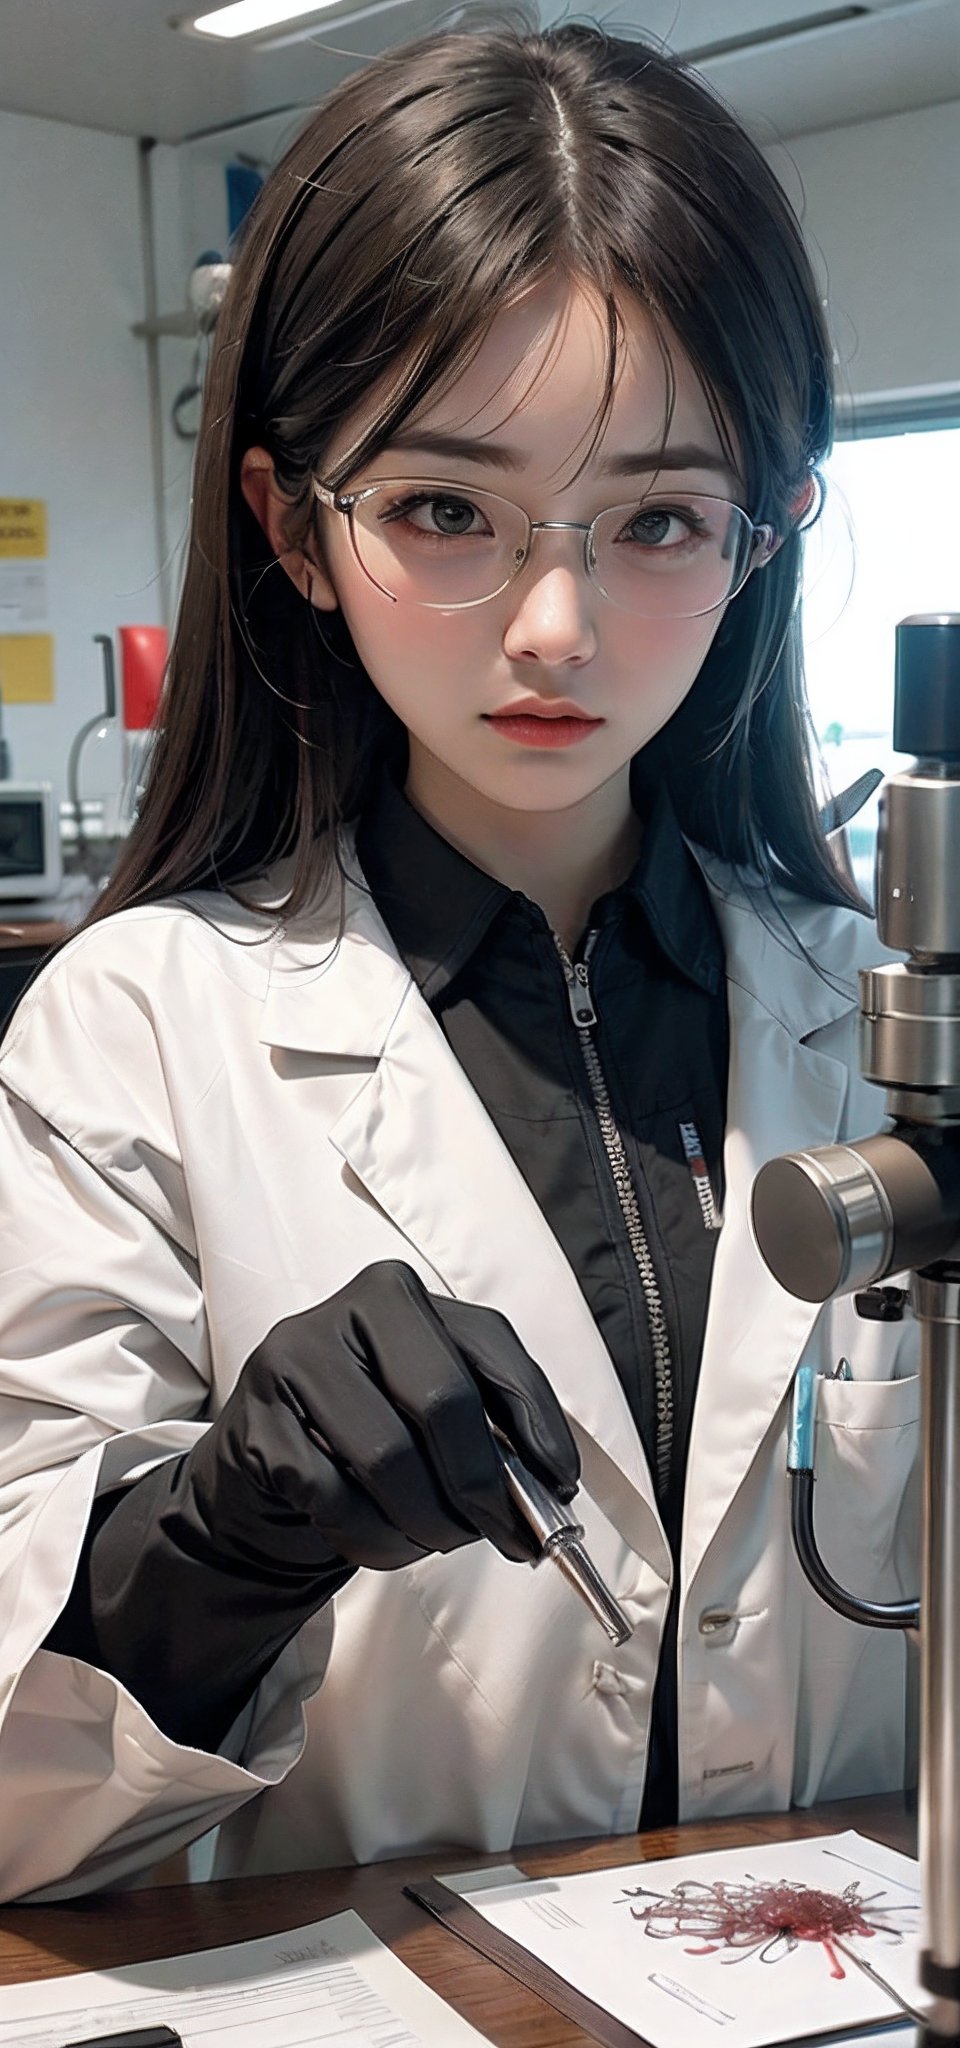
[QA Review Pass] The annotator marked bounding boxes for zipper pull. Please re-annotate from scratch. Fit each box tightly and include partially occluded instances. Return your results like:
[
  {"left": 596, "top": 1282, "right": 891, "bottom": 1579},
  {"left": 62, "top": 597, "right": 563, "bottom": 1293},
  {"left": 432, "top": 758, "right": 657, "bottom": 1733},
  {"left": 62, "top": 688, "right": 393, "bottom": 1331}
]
[
  {"left": 553, "top": 928, "right": 600, "bottom": 1029},
  {"left": 568, "top": 957, "right": 597, "bottom": 1029},
  {"left": 566, "top": 929, "right": 599, "bottom": 1029}
]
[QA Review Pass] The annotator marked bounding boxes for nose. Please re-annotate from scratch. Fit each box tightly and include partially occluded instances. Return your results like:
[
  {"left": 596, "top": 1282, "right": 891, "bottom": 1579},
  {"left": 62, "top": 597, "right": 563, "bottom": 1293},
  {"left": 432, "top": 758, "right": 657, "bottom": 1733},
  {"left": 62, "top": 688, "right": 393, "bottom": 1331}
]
[{"left": 501, "top": 531, "right": 598, "bottom": 668}]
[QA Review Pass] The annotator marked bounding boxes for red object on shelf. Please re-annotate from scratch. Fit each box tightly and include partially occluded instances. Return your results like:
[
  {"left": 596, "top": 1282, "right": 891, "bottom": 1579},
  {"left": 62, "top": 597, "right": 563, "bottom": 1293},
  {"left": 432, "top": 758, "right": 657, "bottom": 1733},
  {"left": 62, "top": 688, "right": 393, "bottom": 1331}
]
[{"left": 118, "top": 625, "right": 167, "bottom": 731}]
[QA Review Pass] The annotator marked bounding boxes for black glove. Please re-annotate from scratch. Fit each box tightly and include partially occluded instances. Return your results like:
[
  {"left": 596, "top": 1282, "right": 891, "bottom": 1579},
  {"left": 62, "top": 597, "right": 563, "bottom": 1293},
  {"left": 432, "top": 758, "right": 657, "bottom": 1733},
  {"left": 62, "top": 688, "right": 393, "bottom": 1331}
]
[
  {"left": 46, "top": 1262, "right": 579, "bottom": 1749},
  {"left": 196, "top": 1259, "right": 579, "bottom": 1571}
]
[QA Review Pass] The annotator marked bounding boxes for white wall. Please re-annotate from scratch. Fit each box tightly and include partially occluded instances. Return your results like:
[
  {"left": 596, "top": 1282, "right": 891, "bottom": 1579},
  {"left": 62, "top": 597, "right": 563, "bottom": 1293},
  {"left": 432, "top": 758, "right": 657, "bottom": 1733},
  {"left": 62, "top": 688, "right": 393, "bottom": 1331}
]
[
  {"left": 153, "top": 107, "right": 304, "bottom": 587},
  {"left": 0, "top": 108, "right": 163, "bottom": 813},
  {"left": 0, "top": 86, "right": 956, "bottom": 825},
  {"left": 768, "top": 98, "right": 960, "bottom": 406}
]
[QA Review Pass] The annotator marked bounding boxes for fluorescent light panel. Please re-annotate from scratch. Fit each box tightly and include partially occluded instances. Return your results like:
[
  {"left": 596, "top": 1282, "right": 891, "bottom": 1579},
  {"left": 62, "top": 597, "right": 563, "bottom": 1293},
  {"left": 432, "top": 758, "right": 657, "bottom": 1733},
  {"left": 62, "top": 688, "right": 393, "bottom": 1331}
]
[{"left": 191, "top": 0, "right": 343, "bottom": 36}]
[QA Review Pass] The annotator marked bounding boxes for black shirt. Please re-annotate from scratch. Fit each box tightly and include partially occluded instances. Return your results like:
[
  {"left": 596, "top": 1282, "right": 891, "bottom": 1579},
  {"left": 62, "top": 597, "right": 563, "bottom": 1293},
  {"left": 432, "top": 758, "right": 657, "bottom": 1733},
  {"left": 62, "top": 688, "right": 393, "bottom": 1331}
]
[{"left": 356, "top": 770, "right": 730, "bottom": 1826}]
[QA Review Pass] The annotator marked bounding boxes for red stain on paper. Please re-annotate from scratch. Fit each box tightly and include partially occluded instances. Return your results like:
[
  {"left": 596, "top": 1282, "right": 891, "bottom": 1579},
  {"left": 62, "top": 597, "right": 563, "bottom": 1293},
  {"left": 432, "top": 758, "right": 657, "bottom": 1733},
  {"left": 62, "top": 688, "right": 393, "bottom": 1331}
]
[{"left": 616, "top": 1876, "right": 905, "bottom": 1977}]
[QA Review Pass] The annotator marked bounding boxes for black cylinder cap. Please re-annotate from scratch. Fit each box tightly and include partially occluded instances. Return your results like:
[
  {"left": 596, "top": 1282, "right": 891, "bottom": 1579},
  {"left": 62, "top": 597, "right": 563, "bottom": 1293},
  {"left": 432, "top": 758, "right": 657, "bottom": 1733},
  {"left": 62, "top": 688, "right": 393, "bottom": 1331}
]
[{"left": 894, "top": 614, "right": 960, "bottom": 757}]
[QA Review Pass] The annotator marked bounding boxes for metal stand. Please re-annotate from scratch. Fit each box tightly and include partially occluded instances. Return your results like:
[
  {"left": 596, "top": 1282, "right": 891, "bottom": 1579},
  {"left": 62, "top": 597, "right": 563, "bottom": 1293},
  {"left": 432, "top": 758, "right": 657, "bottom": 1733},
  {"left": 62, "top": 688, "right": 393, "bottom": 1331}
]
[
  {"left": 766, "top": 1245, "right": 960, "bottom": 2047},
  {"left": 915, "top": 1269, "right": 960, "bottom": 2046},
  {"left": 750, "top": 615, "right": 960, "bottom": 2045}
]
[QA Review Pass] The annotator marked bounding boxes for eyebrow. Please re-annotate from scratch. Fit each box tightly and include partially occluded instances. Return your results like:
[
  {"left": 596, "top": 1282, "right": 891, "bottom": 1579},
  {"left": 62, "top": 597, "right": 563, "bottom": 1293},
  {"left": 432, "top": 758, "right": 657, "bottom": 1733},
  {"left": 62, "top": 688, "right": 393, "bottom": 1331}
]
[{"left": 383, "top": 428, "right": 738, "bottom": 485}]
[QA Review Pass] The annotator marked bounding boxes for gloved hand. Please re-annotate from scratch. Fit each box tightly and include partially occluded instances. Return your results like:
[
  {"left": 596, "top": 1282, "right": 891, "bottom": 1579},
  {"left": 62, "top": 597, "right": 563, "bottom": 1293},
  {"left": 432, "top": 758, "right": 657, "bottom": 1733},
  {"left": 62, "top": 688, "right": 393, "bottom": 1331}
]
[
  {"left": 46, "top": 1261, "right": 580, "bottom": 1749},
  {"left": 190, "top": 1258, "right": 580, "bottom": 1573}
]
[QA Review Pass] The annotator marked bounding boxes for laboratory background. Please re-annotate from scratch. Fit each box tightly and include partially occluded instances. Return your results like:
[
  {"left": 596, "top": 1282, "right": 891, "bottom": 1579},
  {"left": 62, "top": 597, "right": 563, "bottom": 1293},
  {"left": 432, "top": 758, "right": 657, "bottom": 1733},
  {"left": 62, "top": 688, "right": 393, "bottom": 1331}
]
[
  {"left": 0, "top": 7, "right": 959, "bottom": 2044},
  {"left": 0, "top": 0, "right": 957, "bottom": 975}
]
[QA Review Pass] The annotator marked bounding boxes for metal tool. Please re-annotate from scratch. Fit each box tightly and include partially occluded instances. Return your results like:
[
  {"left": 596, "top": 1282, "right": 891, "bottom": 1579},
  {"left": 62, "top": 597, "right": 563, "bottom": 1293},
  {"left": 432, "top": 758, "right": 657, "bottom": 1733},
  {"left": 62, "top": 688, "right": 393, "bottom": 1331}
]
[
  {"left": 290, "top": 1383, "right": 634, "bottom": 1648},
  {"left": 495, "top": 1436, "right": 633, "bottom": 1647}
]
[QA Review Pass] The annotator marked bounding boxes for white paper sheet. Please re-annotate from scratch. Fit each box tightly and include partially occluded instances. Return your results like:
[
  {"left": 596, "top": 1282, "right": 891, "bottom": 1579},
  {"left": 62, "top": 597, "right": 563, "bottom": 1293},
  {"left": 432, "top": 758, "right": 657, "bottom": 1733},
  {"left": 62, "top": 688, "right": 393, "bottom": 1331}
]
[
  {"left": 0, "top": 562, "right": 48, "bottom": 626},
  {"left": 0, "top": 1906, "right": 493, "bottom": 2048},
  {"left": 441, "top": 1830, "right": 927, "bottom": 2048}
]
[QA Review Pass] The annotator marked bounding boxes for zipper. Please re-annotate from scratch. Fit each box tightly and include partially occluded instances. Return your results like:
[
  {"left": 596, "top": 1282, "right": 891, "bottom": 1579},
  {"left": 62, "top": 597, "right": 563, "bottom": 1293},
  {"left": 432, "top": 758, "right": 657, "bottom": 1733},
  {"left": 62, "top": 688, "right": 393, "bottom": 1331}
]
[{"left": 553, "top": 928, "right": 675, "bottom": 1497}]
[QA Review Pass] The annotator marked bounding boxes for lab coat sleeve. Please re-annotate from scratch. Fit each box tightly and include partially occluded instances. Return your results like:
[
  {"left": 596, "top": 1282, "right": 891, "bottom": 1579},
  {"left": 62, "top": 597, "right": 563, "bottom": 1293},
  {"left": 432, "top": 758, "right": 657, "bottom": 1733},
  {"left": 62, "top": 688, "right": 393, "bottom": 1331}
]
[{"left": 0, "top": 945, "right": 328, "bottom": 1902}]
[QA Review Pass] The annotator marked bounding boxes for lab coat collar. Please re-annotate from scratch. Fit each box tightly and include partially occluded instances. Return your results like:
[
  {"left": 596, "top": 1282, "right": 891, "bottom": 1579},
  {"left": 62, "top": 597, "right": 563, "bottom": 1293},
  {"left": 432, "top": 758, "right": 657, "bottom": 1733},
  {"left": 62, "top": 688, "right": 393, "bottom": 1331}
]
[
  {"left": 690, "top": 846, "right": 864, "bottom": 1044},
  {"left": 255, "top": 850, "right": 413, "bottom": 1059}
]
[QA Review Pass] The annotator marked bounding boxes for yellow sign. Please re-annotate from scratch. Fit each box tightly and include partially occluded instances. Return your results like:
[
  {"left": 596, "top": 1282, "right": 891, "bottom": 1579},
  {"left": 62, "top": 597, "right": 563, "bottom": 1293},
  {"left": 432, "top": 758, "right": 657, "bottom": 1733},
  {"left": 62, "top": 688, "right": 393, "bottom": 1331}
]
[
  {"left": 0, "top": 499, "right": 47, "bottom": 559},
  {"left": 0, "top": 634, "right": 54, "bottom": 704}
]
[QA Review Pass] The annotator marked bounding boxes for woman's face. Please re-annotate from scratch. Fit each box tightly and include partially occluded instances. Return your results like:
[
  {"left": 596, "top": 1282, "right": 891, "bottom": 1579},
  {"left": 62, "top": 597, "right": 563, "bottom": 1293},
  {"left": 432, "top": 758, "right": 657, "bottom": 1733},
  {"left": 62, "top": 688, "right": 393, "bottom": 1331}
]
[{"left": 296, "top": 279, "right": 744, "bottom": 831}]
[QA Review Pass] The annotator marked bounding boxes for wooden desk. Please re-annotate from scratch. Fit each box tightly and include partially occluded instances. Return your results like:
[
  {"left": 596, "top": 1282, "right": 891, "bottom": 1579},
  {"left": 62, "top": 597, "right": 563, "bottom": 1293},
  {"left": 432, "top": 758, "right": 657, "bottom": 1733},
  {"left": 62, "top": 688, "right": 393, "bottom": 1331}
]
[
  {"left": 0, "top": 921, "right": 71, "bottom": 951},
  {"left": 0, "top": 1795, "right": 915, "bottom": 2046},
  {"left": 0, "top": 920, "right": 71, "bottom": 1031}
]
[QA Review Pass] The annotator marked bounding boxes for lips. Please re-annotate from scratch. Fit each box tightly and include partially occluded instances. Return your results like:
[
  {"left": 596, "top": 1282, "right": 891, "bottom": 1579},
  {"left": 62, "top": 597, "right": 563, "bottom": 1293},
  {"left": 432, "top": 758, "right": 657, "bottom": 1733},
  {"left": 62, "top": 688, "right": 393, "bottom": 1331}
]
[
  {"left": 483, "top": 707, "right": 604, "bottom": 749},
  {"left": 486, "top": 697, "right": 598, "bottom": 721}
]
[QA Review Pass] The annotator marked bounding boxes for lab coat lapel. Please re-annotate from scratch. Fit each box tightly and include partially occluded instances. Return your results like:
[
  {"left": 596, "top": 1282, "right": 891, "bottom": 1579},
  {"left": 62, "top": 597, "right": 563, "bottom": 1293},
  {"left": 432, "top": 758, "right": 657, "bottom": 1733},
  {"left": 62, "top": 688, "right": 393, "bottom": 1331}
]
[
  {"left": 681, "top": 862, "right": 853, "bottom": 1588},
  {"left": 259, "top": 875, "right": 664, "bottom": 1562}
]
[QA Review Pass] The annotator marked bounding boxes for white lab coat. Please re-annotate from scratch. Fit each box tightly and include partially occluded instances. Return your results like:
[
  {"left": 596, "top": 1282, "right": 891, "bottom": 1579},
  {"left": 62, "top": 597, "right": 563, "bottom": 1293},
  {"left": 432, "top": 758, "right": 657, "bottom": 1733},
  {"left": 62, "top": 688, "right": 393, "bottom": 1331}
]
[{"left": 0, "top": 841, "right": 920, "bottom": 1904}]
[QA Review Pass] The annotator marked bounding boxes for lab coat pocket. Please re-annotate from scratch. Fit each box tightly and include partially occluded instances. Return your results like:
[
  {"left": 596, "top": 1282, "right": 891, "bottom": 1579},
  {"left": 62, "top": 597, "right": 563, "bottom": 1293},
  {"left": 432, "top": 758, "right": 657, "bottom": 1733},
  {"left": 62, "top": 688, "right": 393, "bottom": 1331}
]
[
  {"left": 792, "top": 1372, "right": 921, "bottom": 1804},
  {"left": 811, "top": 1370, "right": 921, "bottom": 1599}
]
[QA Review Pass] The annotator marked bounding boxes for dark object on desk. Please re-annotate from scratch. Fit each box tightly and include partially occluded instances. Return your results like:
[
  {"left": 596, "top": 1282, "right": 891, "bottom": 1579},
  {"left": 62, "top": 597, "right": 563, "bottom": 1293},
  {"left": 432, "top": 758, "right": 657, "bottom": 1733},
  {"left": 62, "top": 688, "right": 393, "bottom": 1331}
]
[
  {"left": 408, "top": 1876, "right": 642, "bottom": 2048},
  {"left": 0, "top": 939, "right": 54, "bottom": 1031},
  {"left": 61, "top": 2028, "right": 183, "bottom": 2048},
  {"left": 0, "top": 915, "right": 72, "bottom": 1030}
]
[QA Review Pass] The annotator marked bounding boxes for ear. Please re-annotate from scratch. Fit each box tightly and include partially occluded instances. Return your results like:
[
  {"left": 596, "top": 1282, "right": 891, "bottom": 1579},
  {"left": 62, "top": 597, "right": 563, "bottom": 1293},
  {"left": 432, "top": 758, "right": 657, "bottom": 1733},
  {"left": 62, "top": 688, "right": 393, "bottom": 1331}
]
[
  {"left": 240, "top": 447, "right": 338, "bottom": 611},
  {"left": 789, "top": 472, "right": 819, "bottom": 526}
]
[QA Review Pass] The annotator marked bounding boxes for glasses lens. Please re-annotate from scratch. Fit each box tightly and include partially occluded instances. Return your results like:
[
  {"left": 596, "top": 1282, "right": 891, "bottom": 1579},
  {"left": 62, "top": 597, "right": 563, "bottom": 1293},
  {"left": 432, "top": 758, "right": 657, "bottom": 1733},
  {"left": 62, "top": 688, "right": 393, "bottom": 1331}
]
[
  {"left": 591, "top": 495, "right": 756, "bottom": 617},
  {"left": 350, "top": 483, "right": 527, "bottom": 606}
]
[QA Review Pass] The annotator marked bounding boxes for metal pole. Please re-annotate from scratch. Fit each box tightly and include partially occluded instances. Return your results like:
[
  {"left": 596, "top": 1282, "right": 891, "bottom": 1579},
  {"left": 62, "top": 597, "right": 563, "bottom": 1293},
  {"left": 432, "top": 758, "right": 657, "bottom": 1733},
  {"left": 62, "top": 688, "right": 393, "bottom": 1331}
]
[
  {"left": 136, "top": 137, "right": 173, "bottom": 628},
  {"left": 914, "top": 1268, "right": 960, "bottom": 2046}
]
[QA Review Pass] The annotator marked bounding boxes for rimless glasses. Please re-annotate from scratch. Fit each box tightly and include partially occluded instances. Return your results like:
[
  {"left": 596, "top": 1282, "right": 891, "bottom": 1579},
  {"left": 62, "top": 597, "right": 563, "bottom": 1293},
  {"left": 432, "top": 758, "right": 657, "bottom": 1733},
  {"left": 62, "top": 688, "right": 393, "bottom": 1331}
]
[{"left": 312, "top": 476, "right": 781, "bottom": 619}]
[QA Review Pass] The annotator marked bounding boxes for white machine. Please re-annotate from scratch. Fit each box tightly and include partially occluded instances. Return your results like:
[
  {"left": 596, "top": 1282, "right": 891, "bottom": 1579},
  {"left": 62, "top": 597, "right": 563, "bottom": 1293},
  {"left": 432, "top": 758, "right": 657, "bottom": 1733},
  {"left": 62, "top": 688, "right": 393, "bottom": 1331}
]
[{"left": 0, "top": 782, "right": 62, "bottom": 901}]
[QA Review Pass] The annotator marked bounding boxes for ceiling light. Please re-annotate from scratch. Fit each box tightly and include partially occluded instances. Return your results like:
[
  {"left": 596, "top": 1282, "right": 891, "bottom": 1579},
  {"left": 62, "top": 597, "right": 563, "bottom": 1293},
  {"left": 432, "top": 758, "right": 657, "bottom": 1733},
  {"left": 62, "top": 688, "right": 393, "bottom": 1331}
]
[{"left": 188, "top": 1, "right": 347, "bottom": 38}]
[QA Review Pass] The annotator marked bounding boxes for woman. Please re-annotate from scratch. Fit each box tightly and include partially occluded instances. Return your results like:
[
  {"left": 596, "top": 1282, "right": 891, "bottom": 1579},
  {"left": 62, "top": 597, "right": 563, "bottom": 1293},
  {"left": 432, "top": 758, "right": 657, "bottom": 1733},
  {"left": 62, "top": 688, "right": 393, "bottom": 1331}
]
[{"left": 0, "top": 21, "right": 918, "bottom": 1901}]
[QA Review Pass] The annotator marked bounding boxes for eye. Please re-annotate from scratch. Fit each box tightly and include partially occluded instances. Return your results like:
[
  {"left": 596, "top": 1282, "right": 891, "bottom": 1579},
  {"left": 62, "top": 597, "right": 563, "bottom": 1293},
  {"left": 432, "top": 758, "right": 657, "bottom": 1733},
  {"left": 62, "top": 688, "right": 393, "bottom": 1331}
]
[
  {"left": 617, "top": 502, "right": 710, "bottom": 549},
  {"left": 382, "top": 492, "right": 493, "bottom": 539}
]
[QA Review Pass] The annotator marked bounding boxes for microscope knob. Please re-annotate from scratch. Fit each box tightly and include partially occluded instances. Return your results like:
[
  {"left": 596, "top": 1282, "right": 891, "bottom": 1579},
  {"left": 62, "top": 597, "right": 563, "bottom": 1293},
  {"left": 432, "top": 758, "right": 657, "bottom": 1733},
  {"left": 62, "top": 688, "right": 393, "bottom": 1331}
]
[
  {"left": 751, "top": 1144, "right": 893, "bottom": 1302},
  {"left": 752, "top": 1131, "right": 960, "bottom": 1304}
]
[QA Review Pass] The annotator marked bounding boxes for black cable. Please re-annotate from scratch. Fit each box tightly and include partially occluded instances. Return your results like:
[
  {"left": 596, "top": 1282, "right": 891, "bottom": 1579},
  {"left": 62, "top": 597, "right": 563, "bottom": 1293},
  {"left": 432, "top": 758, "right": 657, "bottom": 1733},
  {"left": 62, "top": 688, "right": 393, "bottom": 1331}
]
[{"left": 791, "top": 1470, "right": 919, "bottom": 1630}]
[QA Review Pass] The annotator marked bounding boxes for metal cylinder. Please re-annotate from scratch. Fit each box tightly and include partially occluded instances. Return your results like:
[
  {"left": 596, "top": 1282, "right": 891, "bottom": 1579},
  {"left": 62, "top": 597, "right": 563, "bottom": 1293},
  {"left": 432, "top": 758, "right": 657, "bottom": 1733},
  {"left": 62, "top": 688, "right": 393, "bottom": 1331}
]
[
  {"left": 877, "top": 774, "right": 960, "bottom": 961},
  {"left": 861, "top": 965, "right": 960, "bottom": 1103},
  {"left": 750, "top": 1133, "right": 960, "bottom": 1301},
  {"left": 913, "top": 1270, "right": 960, "bottom": 2042},
  {"left": 894, "top": 616, "right": 960, "bottom": 760}
]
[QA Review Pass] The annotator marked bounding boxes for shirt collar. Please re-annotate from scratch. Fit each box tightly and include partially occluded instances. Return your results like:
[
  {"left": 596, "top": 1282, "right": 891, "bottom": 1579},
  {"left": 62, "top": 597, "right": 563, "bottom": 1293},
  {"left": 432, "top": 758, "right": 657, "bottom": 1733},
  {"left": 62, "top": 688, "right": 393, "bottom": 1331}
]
[
  {"left": 626, "top": 771, "right": 725, "bottom": 993},
  {"left": 355, "top": 767, "right": 724, "bottom": 1002}
]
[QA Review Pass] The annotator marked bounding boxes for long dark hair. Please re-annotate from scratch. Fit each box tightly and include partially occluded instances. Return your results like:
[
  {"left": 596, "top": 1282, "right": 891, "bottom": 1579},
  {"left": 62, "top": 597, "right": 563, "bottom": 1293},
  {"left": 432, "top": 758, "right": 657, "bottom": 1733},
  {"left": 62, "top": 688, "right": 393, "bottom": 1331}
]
[{"left": 92, "top": 19, "right": 859, "bottom": 926}]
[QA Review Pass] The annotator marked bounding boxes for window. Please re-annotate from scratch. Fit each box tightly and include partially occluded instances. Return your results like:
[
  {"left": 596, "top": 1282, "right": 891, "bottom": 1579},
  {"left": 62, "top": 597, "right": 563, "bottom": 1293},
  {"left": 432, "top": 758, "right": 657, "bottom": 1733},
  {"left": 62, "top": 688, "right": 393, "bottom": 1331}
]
[{"left": 802, "top": 415, "right": 960, "bottom": 897}]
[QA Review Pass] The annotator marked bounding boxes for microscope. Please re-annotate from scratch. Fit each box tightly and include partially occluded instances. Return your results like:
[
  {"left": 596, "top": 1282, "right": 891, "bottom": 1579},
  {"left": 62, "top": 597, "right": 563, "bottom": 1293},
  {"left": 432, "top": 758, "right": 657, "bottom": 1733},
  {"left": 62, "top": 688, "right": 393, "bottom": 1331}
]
[{"left": 752, "top": 613, "right": 960, "bottom": 2046}]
